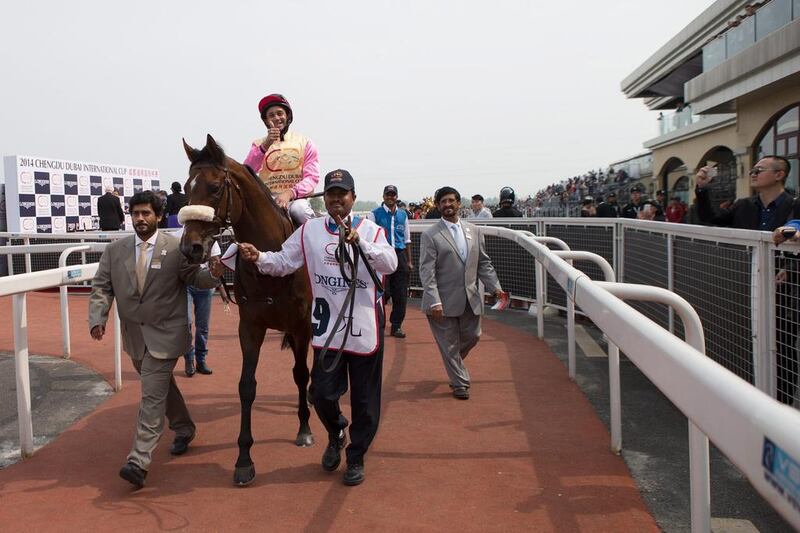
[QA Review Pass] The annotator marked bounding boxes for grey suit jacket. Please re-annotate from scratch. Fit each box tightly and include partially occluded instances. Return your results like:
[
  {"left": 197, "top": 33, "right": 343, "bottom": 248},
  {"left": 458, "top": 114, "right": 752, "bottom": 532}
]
[
  {"left": 88, "top": 231, "right": 218, "bottom": 360},
  {"left": 419, "top": 219, "right": 501, "bottom": 317}
]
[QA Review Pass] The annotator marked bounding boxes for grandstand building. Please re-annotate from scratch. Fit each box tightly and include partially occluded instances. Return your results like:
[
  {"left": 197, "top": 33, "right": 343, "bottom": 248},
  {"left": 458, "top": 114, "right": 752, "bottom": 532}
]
[{"left": 622, "top": 0, "right": 800, "bottom": 206}]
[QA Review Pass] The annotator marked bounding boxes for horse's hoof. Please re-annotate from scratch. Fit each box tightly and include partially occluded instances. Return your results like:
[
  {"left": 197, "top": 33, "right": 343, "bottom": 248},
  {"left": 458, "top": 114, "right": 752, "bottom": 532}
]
[
  {"left": 233, "top": 464, "right": 256, "bottom": 486},
  {"left": 296, "top": 433, "right": 314, "bottom": 447}
]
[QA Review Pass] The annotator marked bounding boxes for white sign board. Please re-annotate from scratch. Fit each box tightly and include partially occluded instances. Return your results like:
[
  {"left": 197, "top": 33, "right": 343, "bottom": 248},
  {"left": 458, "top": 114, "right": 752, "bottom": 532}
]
[{"left": 3, "top": 155, "right": 160, "bottom": 233}]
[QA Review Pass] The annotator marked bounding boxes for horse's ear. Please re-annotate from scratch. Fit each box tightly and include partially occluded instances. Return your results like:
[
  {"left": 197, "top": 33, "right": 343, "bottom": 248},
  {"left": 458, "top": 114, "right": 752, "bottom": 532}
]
[
  {"left": 205, "top": 134, "right": 225, "bottom": 165},
  {"left": 183, "top": 138, "right": 200, "bottom": 162}
]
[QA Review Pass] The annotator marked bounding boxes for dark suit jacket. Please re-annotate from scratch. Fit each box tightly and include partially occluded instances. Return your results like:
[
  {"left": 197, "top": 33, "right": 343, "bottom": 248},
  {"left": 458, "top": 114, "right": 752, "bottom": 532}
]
[
  {"left": 97, "top": 193, "right": 124, "bottom": 230},
  {"left": 166, "top": 192, "right": 187, "bottom": 216},
  {"left": 89, "top": 231, "right": 218, "bottom": 360},
  {"left": 695, "top": 187, "right": 800, "bottom": 230}
]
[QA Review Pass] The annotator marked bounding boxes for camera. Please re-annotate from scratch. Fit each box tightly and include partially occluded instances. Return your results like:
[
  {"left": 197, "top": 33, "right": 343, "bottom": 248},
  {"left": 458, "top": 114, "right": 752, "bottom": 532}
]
[{"left": 782, "top": 228, "right": 797, "bottom": 239}]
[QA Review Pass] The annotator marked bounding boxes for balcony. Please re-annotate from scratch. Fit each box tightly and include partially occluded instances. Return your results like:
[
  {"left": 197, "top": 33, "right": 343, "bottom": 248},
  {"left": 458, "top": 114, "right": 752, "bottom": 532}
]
[
  {"left": 703, "top": 0, "right": 799, "bottom": 71},
  {"left": 658, "top": 106, "right": 701, "bottom": 136}
]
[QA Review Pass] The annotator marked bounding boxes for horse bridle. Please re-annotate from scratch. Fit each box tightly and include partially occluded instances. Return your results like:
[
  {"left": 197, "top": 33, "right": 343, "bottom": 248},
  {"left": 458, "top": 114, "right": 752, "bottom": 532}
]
[{"left": 186, "top": 163, "right": 243, "bottom": 241}]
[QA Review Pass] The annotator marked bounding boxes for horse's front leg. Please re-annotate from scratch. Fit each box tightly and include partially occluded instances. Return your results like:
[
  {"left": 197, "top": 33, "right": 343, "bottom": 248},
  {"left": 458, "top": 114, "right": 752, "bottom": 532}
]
[
  {"left": 287, "top": 327, "right": 314, "bottom": 447},
  {"left": 234, "top": 318, "right": 267, "bottom": 486}
]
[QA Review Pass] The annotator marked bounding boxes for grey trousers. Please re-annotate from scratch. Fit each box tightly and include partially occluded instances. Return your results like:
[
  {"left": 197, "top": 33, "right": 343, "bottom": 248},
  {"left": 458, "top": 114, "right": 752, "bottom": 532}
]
[
  {"left": 427, "top": 305, "right": 482, "bottom": 389},
  {"left": 127, "top": 352, "right": 195, "bottom": 470}
]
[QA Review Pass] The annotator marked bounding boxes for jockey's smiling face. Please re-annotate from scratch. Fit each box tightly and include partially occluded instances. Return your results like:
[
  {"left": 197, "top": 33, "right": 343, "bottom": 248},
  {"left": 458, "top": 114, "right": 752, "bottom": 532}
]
[
  {"left": 263, "top": 106, "right": 288, "bottom": 130},
  {"left": 325, "top": 187, "right": 356, "bottom": 219}
]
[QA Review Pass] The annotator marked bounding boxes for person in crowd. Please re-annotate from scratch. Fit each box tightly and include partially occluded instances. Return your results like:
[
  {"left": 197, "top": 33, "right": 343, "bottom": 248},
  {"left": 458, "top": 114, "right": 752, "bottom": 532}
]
[
  {"left": 596, "top": 191, "right": 620, "bottom": 218},
  {"left": 172, "top": 227, "right": 222, "bottom": 377},
  {"left": 419, "top": 186, "right": 504, "bottom": 400},
  {"left": 98, "top": 186, "right": 125, "bottom": 231},
  {"left": 622, "top": 185, "right": 658, "bottom": 219},
  {"left": 468, "top": 194, "right": 493, "bottom": 219},
  {"left": 157, "top": 190, "right": 169, "bottom": 228},
  {"left": 237, "top": 169, "right": 397, "bottom": 486},
  {"left": 243, "top": 93, "right": 319, "bottom": 226},
  {"left": 665, "top": 196, "right": 687, "bottom": 223},
  {"left": 580, "top": 196, "right": 596, "bottom": 217},
  {"left": 698, "top": 156, "right": 800, "bottom": 405},
  {"left": 165, "top": 182, "right": 187, "bottom": 217},
  {"left": 88, "top": 191, "right": 223, "bottom": 489},
  {"left": 493, "top": 187, "right": 523, "bottom": 217},
  {"left": 369, "top": 185, "right": 412, "bottom": 338}
]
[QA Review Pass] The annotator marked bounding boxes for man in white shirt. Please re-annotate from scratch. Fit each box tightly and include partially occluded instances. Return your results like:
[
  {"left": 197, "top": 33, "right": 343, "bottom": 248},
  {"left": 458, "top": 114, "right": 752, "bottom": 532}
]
[
  {"left": 468, "top": 194, "right": 493, "bottom": 219},
  {"left": 237, "top": 169, "right": 397, "bottom": 486}
]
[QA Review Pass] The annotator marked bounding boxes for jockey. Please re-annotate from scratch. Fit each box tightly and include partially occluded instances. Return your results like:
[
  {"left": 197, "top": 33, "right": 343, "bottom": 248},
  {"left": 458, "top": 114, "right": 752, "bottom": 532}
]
[{"left": 243, "top": 93, "right": 319, "bottom": 226}]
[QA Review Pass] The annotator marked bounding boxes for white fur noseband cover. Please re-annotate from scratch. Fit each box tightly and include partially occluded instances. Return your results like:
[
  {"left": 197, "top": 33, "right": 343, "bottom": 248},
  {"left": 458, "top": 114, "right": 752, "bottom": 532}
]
[{"left": 178, "top": 205, "right": 215, "bottom": 224}]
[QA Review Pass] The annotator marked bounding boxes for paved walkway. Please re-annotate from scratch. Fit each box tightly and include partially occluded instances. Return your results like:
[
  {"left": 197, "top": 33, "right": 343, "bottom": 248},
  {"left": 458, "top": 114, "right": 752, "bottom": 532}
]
[{"left": 0, "top": 292, "right": 656, "bottom": 532}]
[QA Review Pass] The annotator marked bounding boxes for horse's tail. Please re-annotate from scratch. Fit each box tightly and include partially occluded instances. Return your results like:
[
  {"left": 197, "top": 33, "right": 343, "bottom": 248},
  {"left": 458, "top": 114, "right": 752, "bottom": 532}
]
[{"left": 281, "top": 334, "right": 293, "bottom": 351}]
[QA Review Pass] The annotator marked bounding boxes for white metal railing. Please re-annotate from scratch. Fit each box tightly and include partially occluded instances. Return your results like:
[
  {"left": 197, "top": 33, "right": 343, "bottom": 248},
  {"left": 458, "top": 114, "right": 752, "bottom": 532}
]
[
  {"left": 0, "top": 260, "right": 122, "bottom": 459},
  {"left": 410, "top": 223, "right": 800, "bottom": 531}
]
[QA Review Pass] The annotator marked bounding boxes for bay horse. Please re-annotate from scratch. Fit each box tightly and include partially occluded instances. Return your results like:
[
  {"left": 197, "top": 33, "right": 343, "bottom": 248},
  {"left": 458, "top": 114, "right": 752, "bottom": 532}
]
[{"left": 179, "top": 134, "right": 313, "bottom": 486}]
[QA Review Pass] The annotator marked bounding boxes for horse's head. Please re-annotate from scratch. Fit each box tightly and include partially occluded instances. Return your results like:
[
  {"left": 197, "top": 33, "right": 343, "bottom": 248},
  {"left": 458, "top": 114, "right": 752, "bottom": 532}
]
[{"left": 179, "top": 134, "right": 243, "bottom": 264}]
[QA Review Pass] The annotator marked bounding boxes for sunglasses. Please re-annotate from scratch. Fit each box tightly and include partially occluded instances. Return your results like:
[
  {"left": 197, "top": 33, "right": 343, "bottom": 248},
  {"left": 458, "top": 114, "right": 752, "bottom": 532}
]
[{"left": 749, "top": 167, "right": 772, "bottom": 176}]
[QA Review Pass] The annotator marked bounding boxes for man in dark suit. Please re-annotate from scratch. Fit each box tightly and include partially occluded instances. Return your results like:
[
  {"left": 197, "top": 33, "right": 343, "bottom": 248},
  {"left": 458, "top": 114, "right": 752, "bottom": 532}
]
[
  {"left": 419, "top": 186, "right": 504, "bottom": 400},
  {"left": 165, "top": 181, "right": 187, "bottom": 226},
  {"left": 97, "top": 186, "right": 124, "bottom": 230},
  {"left": 89, "top": 190, "right": 223, "bottom": 489}
]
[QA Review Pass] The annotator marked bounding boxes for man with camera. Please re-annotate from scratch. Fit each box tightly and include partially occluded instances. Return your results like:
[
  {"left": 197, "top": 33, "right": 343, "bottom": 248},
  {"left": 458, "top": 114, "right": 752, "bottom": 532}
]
[{"left": 699, "top": 156, "right": 800, "bottom": 406}]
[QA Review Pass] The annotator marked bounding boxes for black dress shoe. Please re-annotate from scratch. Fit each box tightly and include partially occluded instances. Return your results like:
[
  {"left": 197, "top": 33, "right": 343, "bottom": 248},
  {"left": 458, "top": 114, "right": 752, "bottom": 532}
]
[
  {"left": 453, "top": 386, "right": 470, "bottom": 400},
  {"left": 119, "top": 462, "right": 147, "bottom": 488},
  {"left": 390, "top": 328, "right": 406, "bottom": 338},
  {"left": 321, "top": 430, "right": 346, "bottom": 471},
  {"left": 170, "top": 431, "right": 195, "bottom": 455},
  {"left": 185, "top": 360, "right": 195, "bottom": 377},
  {"left": 343, "top": 463, "right": 365, "bottom": 486},
  {"left": 196, "top": 361, "right": 213, "bottom": 375}
]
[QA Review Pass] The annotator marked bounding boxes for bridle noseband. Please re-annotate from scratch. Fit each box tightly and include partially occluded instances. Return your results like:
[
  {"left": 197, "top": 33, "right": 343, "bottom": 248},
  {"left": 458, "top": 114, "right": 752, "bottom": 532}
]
[{"left": 187, "top": 164, "right": 242, "bottom": 241}]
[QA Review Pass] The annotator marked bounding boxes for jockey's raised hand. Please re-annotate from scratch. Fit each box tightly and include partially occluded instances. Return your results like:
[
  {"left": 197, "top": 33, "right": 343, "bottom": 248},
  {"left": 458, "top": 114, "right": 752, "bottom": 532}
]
[{"left": 238, "top": 242, "right": 261, "bottom": 263}]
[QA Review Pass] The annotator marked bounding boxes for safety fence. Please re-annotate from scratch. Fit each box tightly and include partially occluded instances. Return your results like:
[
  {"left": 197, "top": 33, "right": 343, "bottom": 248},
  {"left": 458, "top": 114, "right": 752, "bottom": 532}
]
[{"left": 3, "top": 225, "right": 800, "bottom": 530}]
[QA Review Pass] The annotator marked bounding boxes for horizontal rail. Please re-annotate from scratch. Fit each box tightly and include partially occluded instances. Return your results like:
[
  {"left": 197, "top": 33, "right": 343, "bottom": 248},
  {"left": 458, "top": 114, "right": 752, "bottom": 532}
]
[{"left": 0, "top": 263, "right": 99, "bottom": 297}]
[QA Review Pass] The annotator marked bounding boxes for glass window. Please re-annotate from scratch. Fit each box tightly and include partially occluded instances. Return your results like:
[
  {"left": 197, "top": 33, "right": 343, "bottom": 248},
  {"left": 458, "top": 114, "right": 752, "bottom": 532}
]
[
  {"left": 795, "top": 0, "right": 800, "bottom": 20},
  {"left": 756, "top": 0, "right": 792, "bottom": 40},
  {"left": 777, "top": 138, "right": 787, "bottom": 156},
  {"left": 776, "top": 106, "right": 799, "bottom": 135},
  {"left": 703, "top": 36, "right": 726, "bottom": 71},
  {"left": 789, "top": 137, "right": 798, "bottom": 156},
  {"left": 785, "top": 158, "right": 799, "bottom": 196},
  {"left": 727, "top": 17, "right": 756, "bottom": 57},
  {"left": 759, "top": 128, "right": 774, "bottom": 158}
]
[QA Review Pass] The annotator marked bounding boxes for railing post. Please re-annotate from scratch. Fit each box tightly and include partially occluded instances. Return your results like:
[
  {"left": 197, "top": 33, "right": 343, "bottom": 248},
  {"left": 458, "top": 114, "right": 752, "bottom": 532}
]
[
  {"left": 753, "top": 242, "right": 775, "bottom": 395},
  {"left": 667, "top": 234, "right": 675, "bottom": 334},
  {"left": 113, "top": 302, "right": 122, "bottom": 391},
  {"left": 59, "top": 245, "right": 91, "bottom": 359},
  {"left": 23, "top": 237, "right": 32, "bottom": 273},
  {"left": 689, "top": 421, "right": 711, "bottom": 533},
  {"left": 12, "top": 293, "right": 34, "bottom": 457}
]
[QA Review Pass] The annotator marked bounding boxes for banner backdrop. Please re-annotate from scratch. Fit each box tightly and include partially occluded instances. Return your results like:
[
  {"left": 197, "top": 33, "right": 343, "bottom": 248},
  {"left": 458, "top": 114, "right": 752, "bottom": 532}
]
[{"left": 3, "top": 155, "right": 160, "bottom": 233}]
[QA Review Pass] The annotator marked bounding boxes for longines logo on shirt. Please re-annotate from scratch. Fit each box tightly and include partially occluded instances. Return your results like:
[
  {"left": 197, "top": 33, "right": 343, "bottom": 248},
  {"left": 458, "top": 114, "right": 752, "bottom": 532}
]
[{"left": 314, "top": 273, "right": 367, "bottom": 295}]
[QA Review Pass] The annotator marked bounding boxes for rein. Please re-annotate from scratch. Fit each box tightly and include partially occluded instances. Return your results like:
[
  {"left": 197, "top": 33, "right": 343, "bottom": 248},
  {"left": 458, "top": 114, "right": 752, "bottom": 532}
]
[{"left": 316, "top": 219, "right": 385, "bottom": 373}]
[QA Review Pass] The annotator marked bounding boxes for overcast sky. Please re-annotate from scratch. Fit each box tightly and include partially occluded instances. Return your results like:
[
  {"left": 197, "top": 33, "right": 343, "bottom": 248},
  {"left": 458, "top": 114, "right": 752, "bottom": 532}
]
[{"left": 0, "top": 0, "right": 710, "bottom": 203}]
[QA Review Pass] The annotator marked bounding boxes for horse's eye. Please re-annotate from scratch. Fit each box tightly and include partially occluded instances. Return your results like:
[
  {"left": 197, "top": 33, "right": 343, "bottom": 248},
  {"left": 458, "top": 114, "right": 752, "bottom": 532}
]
[{"left": 207, "top": 183, "right": 220, "bottom": 193}]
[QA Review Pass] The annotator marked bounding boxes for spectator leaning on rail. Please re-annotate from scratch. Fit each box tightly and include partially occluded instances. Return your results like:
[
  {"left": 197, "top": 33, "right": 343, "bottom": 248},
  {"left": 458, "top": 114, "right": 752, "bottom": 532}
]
[
  {"left": 697, "top": 155, "right": 800, "bottom": 405},
  {"left": 243, "top": 93, "right": 319, "bottom": 226},
  {"left": 595, "top": 191, "right": 620, "bottom": 217},
  {"left": 493, "top": 187, "right": 523, "bottom": 217},
  {"left": 468, "top": 194, "right": 493, "bottom": 219}
]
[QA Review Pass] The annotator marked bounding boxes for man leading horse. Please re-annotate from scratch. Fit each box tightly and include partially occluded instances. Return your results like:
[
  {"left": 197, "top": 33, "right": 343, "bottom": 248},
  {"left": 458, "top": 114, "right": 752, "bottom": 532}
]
[{"left": 238, "top": 169, "right": 397, "bottom": 486}]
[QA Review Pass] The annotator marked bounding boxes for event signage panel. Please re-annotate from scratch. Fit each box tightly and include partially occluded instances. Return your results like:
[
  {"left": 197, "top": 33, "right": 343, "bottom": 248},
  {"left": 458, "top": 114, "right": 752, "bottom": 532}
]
[{"left": 3, "top": 155, "right": 160, "bottom": 233}]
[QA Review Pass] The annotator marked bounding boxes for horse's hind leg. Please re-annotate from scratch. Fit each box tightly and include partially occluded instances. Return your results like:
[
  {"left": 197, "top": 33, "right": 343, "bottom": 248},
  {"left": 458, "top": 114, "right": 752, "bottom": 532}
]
[
  {"left": 234, "top": 320, "right": 267, "bottom": 486},
  {"left": 286, "top": 331, "right": 314, "bottom": 447}
]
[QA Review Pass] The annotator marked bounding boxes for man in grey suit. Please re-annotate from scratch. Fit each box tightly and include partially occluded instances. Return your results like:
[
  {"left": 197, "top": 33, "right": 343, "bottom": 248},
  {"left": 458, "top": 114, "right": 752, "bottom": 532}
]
[
  {"left": 89, "top": 190, "right": 223, "bottom": 489},
  {"left": 419, "top": 186, "right": 504, "bottom": 400}
]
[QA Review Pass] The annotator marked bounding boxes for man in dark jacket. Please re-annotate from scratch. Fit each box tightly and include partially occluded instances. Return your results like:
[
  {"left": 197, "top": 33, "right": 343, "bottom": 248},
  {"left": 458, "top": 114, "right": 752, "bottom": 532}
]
[
  {"left": 98, "top": 186, "right": 125, "bottom": 230},
  {"left": 696, "top": 155, "right": 800, "bottom": 405},
  {"left": 493, "top": 187, "right": 523, "bottom": 217},
  {"left": 596, "top": 192, "right": 620, "bottom": 218},
  {"left": 165, "top": 182, "right": 187, "bottom": 217}
]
